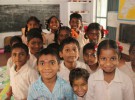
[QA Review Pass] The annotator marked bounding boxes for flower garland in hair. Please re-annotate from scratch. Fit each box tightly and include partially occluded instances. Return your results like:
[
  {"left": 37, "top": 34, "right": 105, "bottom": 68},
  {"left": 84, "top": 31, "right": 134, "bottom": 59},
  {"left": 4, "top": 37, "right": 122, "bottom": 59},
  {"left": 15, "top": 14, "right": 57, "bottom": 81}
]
[
  {"left": 71, "top": 29, "right": 79, "bottom": 38},
  {"left": 117, "top": 42, "right": 123, "bottom": 52},
  {"left": 84, "top": 26, "right": 88, "bottom": 33},
  {"left": 100, "top": 26, "right": 109, "bottom": 37}
]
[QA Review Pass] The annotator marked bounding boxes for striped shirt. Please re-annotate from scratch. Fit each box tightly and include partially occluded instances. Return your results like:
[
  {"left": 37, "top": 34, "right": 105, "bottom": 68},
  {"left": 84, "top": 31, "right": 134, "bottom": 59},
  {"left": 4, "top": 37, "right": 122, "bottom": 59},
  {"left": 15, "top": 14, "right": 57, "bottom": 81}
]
[{"left": 27, "top": 76, "right": 75, "bottom": 100}]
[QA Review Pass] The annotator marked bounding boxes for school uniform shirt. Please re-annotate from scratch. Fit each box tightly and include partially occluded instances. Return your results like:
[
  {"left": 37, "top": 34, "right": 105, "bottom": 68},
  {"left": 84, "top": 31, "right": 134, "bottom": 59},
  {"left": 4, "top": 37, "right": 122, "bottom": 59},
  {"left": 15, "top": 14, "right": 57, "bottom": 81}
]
[
  {"left": 74, "top": 94, "right": 86, "bottom": 100},
  {"left": 85, "top": 64, "right": 99, "bottom": 74},
  {"left": 7, "top": 57, "right": 14, "bottom": 75},
  {"left": 27, "top": 76, "right": 75, "bottom": 100},
  {"left": 119, "top": 62, "right": 135, "bottom": 98},
  {"left": 58, "top": 60, "right": 86, "bottom": 82},
  {"left": 86, "top": 68, "right": 134, "bottom": 100},
  {"left": 10, "top": 62, "right": 39, "bottom": 100}
]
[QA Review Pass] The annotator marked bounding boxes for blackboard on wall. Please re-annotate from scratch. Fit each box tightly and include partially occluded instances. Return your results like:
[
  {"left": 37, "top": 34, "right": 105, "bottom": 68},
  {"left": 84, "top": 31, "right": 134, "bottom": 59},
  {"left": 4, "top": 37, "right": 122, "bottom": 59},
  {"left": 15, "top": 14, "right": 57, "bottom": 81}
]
[{"left": 0, "top": 4, "right": 60, "bottom": 32}]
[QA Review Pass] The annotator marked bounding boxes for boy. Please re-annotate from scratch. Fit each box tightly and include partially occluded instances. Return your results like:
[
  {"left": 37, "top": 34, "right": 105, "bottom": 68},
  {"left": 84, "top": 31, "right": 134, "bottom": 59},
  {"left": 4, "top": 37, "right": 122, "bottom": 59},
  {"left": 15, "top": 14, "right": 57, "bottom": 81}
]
[
  {"left": 83, "top": 43, "right": 98, "bottom": 73},
  {"left": 27, "top": 48, "right": 74, "bottom": 100},
  {"left": 69, "top": 68, "right": 90, "bottom": 100},
  {"left": 6, "top": 43, "right": 39, "bottom": 100},
  {"left": 58, "top": 37, "right": 86, "bottom": 81}
]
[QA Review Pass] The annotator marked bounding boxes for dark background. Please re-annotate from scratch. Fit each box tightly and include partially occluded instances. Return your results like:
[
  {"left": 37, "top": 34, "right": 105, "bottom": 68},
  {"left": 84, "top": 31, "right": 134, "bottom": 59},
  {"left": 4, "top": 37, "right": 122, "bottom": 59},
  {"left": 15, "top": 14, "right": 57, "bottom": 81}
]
[{"left": 0, "top": 4, "right": 60, "bottom": 32}]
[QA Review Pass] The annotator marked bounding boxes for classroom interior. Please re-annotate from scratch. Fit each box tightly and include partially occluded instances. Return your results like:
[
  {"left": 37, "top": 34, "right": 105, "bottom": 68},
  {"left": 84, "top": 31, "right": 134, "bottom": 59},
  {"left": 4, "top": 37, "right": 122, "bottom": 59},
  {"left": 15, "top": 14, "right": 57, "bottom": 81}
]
[{"left": 0, "top": 0, "right": 135, "bottom": 66}]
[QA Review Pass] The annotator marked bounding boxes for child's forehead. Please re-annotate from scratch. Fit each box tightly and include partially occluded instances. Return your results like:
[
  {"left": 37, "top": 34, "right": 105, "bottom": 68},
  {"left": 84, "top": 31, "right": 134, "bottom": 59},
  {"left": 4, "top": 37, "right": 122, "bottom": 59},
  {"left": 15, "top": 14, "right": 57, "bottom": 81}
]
[
  {"left": 63, "top": 43, "right": 78, "bottom": 48},
  {"left": 29, "top": 37, "right": 43, "bottom": 42},
  {"left": 39, "top": 54, "right": 57, "bottom": 60},
  {"left": 73, "top": 77, "right": 87, "bottom": 83},
  {"left": 70, "top": 17, "right": 81, "bottom": 21},
  {"left": 12, "top": 47, "right": 26, "bottom": 53}
]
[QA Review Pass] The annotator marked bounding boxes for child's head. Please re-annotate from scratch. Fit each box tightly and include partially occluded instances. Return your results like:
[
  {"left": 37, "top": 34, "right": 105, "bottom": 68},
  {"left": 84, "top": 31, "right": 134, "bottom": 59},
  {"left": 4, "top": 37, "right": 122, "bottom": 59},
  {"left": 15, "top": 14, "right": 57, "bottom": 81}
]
[
  {"left": 69, "top": 13, "right": 83, "bottom": 31},
  {"left": 11, "top": 43, "right": 29, "bottom": 67},
  {"left": 37, "top": 48, "right": 60, "bottom": 80},
  {"left": 97, "top": 39, "right": 119, "bottom": 73},
  {"left": 59, "top": 37, "right": 80, "bottom": 62},
  {"left": 57, "top": 26, "right": 71, "bottom": 44},
  {"left": 45, "top": 16, "right": 61, "bottom": 32},
  {"left": 83, "top": 43, "right": 97, "bottom": 66},
  {"left": 47, "top": 43, "right": 59, "bottom": 54},
  {"left": 25, "top": 16, "right": 41, "bottom": 36},
  {"left": 129, "top": 41, "right": 135, "bottom": 67},
  {"left": 69, "top": 68, "right": 89, "bottom": 97},
  {"left": 10, "top": 36, "right": 22, "bottom": 46},
  {"left": 27, "top": 28, "right": 43, "bottom": 55},
  {"left": 85, "top": 23, "right": 101, "bottom": 44}
]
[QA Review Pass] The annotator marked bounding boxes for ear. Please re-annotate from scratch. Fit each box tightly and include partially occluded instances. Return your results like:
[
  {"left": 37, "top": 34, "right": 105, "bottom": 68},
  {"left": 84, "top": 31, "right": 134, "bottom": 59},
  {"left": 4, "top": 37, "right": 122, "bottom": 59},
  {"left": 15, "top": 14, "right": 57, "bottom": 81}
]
[
  {"left": 59, "top": 51, "right": 63, "bottom": 58},
  {"left": 27, "top": 54, "right": 30, "bottom": 60}
]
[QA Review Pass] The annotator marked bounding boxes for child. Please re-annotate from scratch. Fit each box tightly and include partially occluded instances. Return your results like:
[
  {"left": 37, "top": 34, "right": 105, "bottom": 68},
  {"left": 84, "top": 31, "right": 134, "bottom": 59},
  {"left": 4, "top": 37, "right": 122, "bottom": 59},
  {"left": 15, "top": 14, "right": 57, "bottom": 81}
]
[
  {"left": 58, "top": 37, "right": 86, "bottom": 81},
  {"left": 83, "top": 43, "right": 98, "bottom": 73},
  {"left": 56, "top": 26, "right": 71, "bottom": 44},
  {"left": 69, "top": 68, "right": 90, "bottom": 100},
  {"left": 27, "top": 48, "right": 74, "bottom": 100},
  {"left": 44, "top": 16, "right": 61, "bottom": 46},
  {"left": 86, "top": 39, "right": 134, "bottom": 100},
  {"left": 84, "top": 22, "right": 102, "bottom": 44},
  {"left": 119, "top": 40, "right": 135, "bottom": 97},
  {"left": 7, "top": 36, "right": 22, "bottom": 74},
  {"left": 69, "top": 13, "right": 88, "bottom": 48},
  {"left": 26, "top": 28, "right": 43, "bottom": 68},
  {"left": 21, "top": 16, "right": 42, "bottom": 44},
  {"left": 6, "top": 43, "right": 39, "bottom": 100}
]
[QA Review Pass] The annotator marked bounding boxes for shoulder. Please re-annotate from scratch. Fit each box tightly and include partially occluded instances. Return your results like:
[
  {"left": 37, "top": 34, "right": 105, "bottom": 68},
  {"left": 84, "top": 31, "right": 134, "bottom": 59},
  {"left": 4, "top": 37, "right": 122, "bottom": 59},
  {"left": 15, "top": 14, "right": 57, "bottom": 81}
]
[{"left": 76, "top": 61, "right": 87, "bottom": 69}]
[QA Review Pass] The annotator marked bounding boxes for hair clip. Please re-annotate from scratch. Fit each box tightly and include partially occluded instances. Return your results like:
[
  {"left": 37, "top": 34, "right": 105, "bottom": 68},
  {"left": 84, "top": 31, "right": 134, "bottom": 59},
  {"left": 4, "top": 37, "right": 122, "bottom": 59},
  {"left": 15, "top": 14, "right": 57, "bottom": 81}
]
[
  {"left": 94, "top": 45, "right": 98, "bottom": 52},
  {"left": 117, "top": 42, "right": 123, "bottom": 52},
  {"left": 101, "top": 26, "right": 109, "bottom": 36},
  {"left": 71, "top": 29, "right": 79, "bottom": 38},
  {"left": 84, "top": 26, "right": 88, "bottom": 33}
]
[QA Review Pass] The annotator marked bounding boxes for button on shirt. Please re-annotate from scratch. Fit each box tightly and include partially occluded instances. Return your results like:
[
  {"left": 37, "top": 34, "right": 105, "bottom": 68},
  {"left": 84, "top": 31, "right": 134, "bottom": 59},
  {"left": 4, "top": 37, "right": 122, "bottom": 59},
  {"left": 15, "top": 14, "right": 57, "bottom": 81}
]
[
  {"left": 27, "top": 76, "right": 75, "bottom": 100},
  {"left": 86, "top": 68, "right": 134, "bottom": 100}
]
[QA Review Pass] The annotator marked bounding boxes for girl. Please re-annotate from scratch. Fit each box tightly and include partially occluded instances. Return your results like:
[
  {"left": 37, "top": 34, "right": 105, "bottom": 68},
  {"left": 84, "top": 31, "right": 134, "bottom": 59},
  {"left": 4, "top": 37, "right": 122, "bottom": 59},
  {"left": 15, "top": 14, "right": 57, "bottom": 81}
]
[
  {"left": 44, "top": 16, "right": 61, "bottom": 46},
  {"left": 86, "top": 39, "right": 134, "bottom": 100},
  {"left": 21, "top": 16, "right": 42, "bottom": 44}
]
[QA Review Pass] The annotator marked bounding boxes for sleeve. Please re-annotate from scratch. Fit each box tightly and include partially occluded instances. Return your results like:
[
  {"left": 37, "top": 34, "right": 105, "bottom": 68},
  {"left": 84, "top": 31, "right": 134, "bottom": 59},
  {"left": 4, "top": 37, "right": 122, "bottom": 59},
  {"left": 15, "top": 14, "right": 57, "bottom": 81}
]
[
  {"left": 123, "top": 76, "right": 134, "bottom": 100},
  {"left": 64, "top": 83, "right": 75, "bottom": 100},
  {"left": 85, "top": 76, "right": 95, "bottom": 100},
  {"left": 27, "top": 85, "right": 35, "bottom": 100},
  {"left": 29, "top": 69, "right": 39, "bottom": 84}
]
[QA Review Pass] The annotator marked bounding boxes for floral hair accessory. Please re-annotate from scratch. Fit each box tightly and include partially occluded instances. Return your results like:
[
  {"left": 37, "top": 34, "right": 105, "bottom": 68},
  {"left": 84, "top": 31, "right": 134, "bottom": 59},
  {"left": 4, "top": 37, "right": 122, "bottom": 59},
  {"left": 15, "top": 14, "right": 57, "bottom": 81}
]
[
  {"left": 84, "top": 26, "right": 88, "bottom": 33},
  {"left": 71, "top": 29, "right": 79, "bottom": 38},
  {"left": 117, "top": 42, "right": 123, "bottom": 52},
  {"left": 101, "top": 26, "right": 109, "bottom": 37},
  {"left": 94, "top": 44, "right": 98, "bottom": 52}
]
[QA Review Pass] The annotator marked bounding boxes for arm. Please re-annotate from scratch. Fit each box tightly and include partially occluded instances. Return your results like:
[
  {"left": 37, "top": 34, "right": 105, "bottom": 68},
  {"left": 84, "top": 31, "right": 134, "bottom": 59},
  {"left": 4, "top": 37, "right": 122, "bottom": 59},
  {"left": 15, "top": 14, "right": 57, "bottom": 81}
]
[{"left": 5, "top": 86, "right": 12, "bottom": 100}]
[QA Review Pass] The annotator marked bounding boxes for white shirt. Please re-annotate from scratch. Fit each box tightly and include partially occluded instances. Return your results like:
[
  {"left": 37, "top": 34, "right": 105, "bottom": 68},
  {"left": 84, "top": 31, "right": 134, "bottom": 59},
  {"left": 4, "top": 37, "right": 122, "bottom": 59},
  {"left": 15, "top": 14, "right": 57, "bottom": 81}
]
[
  {"left": 86, "top": 68, "right": 134, "bottom": 100},
  {"left": 119, "top": 62, "right": 135, "bottom": 98},
  {"left": 85, "top": 64, "right": 99, "bottom": 74},
  {"left": 10, "top": 62, "right": 39, "bottom": 100},
  {"left": 58, "top": 60, "right": 86, "bottom": 82}
]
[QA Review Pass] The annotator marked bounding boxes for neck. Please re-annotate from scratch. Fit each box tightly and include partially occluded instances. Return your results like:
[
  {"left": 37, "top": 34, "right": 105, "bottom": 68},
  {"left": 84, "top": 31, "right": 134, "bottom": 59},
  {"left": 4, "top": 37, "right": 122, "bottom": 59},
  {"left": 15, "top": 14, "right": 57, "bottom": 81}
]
[
  {"left": 64, "top": 61, "right": 76, "bottom": 71},
  {"left": 89, "top": 63, "right": 98, "bottom": 71},
  {"left": 15, "top": 65, "right": 22, "bottom": 72}
]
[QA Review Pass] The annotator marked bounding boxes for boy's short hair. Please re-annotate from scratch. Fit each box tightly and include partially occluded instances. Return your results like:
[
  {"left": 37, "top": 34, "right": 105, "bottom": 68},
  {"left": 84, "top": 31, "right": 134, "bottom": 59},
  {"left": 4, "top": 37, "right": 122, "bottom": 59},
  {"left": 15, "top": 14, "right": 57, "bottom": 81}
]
[
  {"left": 59, "top": 37, "right": 80, "bottom": 52},
  {"left": 37, "top": 48, "right": 60, "bottom": 64},
  {"left": 83, "top": 42, "right": 96, "bottom": 54},
  {"left": 27, "top": 28, "right": 43, "bottom": 43},
  {"left": 11, "top": 43, "right": 29, "bottom": 55},
  {"left": 69, "top": 68, "right": 90, "bottom": 87},
  {"left": 10, "top": 36, "right": 22, "bottom": 46},
  {"left": 70, "top": 13, "right": 82, "bottom": 22},
  {"left": 129, "top": 40, "right": 135, "bottom": 53}
]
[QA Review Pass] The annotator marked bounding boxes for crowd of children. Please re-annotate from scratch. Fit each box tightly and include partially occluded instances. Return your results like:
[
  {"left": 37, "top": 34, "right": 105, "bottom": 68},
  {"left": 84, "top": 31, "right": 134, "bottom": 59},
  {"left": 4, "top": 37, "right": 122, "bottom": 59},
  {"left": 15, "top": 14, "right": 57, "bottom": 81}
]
[{"left": 3, "top": 13, "right": 135, "bottom": 100}]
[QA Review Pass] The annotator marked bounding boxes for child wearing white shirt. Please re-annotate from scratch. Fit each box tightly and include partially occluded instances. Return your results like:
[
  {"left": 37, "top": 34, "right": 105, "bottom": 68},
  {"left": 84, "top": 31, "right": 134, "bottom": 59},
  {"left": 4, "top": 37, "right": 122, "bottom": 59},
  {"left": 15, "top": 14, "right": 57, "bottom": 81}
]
[
  {"left": 58, "top": 37, "right": 86, "bottom": 81},
  {"left": 86, "top": 39, "right": 134, "bottom": 100}
]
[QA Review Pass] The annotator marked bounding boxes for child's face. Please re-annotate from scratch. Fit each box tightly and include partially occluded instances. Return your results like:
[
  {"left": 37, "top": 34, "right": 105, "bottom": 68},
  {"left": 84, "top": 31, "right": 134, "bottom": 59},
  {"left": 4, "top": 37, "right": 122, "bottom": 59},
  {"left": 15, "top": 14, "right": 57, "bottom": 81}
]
[
  {"left": 87, "top": 29, "right": 101, "bottom": 44},
  {"left": 83, "top": 49, "right": 97, "bottom": 66},
  {"left": 72, "top": 78, "right": 88, "bottom": 97},
  {"left": 27, "top": 38, "right": 43, "bottom": 55},
  {"left": 12, "top": 48, "right": 29, "bottom": 68},
  {"left": 99, "top": 49, "right": 119, "bottom": 73},
  {"left": 58, "top": 30, "right": 70, "bottom": 44},
  {"left": 38, "top": 54, "right": 59, "bottom": 80},
  {"left": 69, "top": 18, "right": 82, "bottom": 31},
  {"left": 129, "top": 46, "right": 135, "bottom": 67},
  {"left": 27, "top": 20, "right": 39, "bottom": 31},
  {"left": 60, "top": 43, "right": 79, "bottom": 63},
  {"left": 49, "top": 17, "right": 60, "bottom": 31}
]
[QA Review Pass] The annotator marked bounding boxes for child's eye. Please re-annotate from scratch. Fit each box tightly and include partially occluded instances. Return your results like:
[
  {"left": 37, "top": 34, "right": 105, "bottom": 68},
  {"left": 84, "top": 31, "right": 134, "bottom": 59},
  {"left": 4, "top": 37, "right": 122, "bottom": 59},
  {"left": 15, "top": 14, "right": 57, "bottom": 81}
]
[
  {"left": 65, "top": 49, "right": 70, "bottom": 52},
  {"left": 100, "top": 57, "right": 106, "bottom": 61},
  {"left": 73, "top": 48, "right": 77, "bottom": 52},
  {"left": 12, "top": 54, "right": 16, "bottom": 57},
  {"left": 39, "top": 62, "right": 44, "bottom": 66},
  {"left": 49, "top": 61, "right": 55, "bottom": 65},
  {"left": 110, "top": 57, "right": 117, "bottom": 61}
]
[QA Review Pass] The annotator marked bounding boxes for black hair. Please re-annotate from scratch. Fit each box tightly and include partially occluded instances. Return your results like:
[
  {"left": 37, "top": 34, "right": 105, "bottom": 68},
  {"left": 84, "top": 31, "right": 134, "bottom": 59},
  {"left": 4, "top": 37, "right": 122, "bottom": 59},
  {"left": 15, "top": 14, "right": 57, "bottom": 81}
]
[
  {"left": 55, "top": 26, "right": 71, "bottom": 43},
  {"left": 129, "top": 40, "right": 135, "bottom": 53},
  {"left": 59, "top": 37, "right": 80, "bottom": 52},
  {"left": 69, "top": 68, "right": 90, "bottom": 87},
  {"left": 83, "top": 42, "right": 96, "bottom": 54},
  {"left": 37, "top": 48, "right": 60, "bottom": 64},
  {"left": 47, "top": 43, "right": 59, "bottom": 54},
  {"left": 10, "top": 36, "right": 22, "bottom": 46},
  {"left": 85, "top": 23, "right": 101, "bottom": 39},
  {"left": 97, "top": 39, "right": 119, "bottom": 58},
  {"left": 70, "top": 13, "right": 82, "bottom": 22},
  {"left": 24, "top": 16, "right": 42, "bottom": 36},
  {"left": 27, "top": 28, "right": 43, "bottom": 43},
  {"left": 11, "top": 43, "right": 29, "bottom": 55}
]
